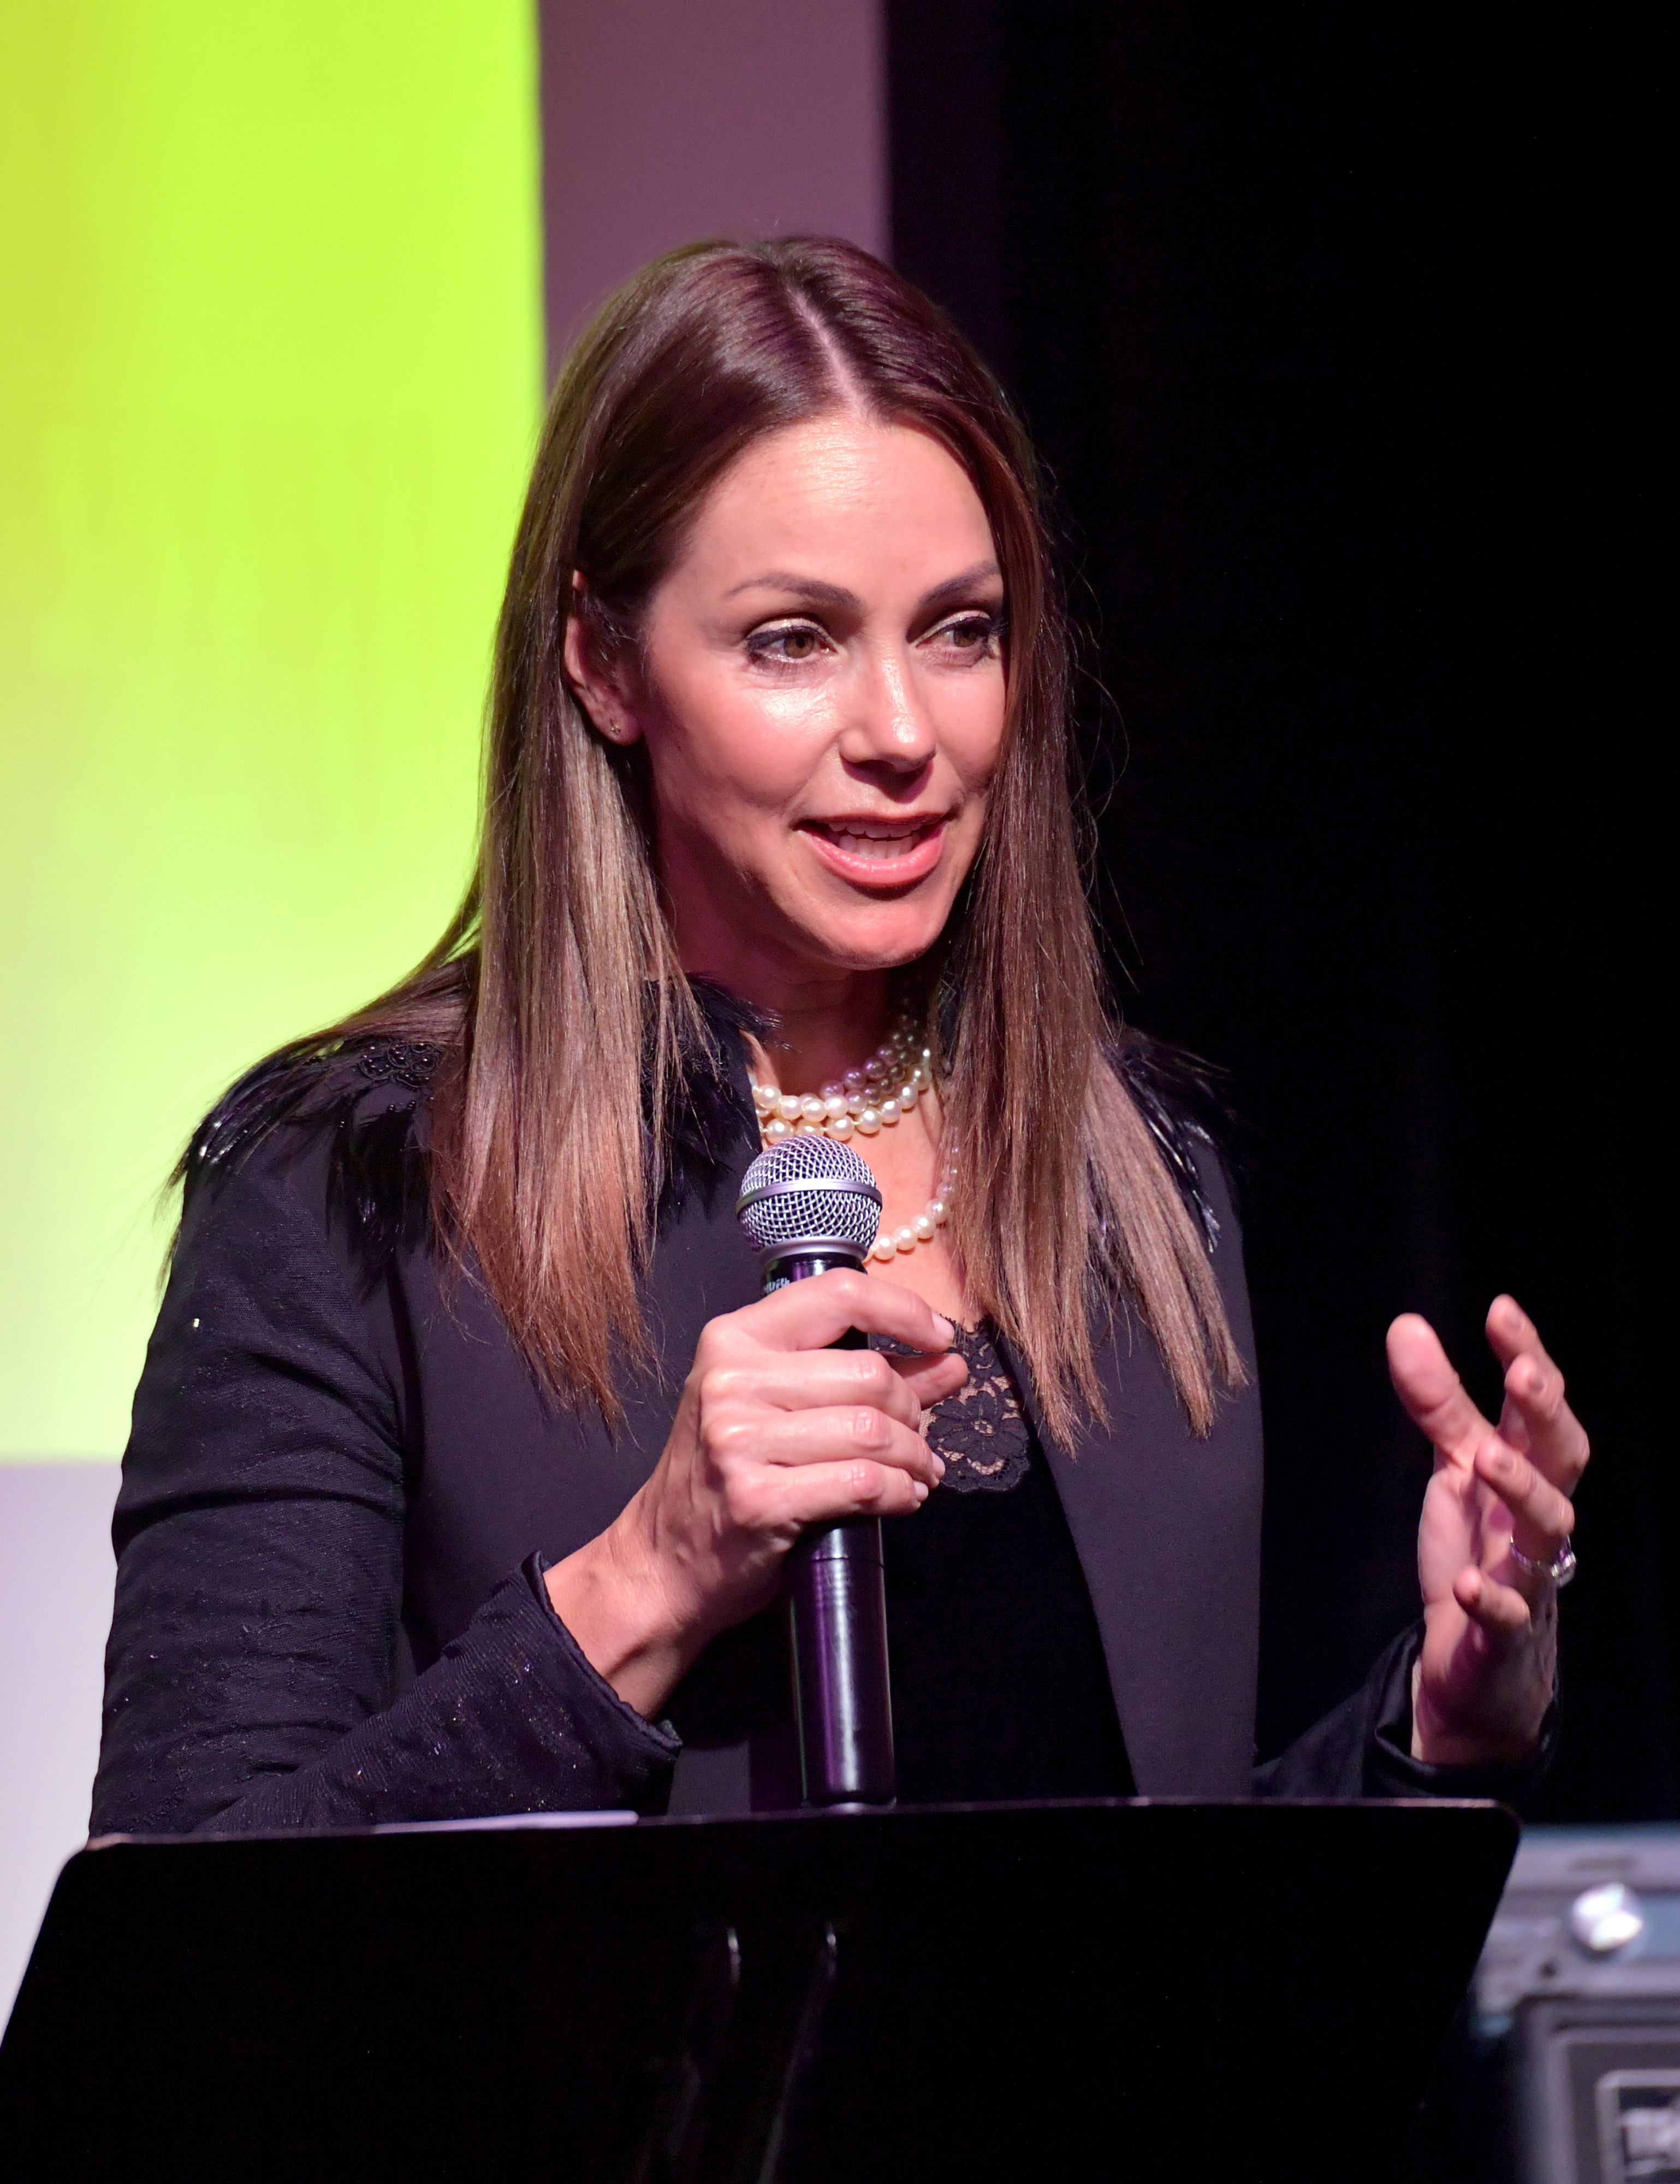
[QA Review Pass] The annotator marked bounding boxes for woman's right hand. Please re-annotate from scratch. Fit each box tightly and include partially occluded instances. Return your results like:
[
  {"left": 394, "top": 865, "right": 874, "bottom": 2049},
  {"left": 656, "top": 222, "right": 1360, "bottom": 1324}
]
[{"left": 544, "top": 1269, "right": 968, "bottom": 1718}]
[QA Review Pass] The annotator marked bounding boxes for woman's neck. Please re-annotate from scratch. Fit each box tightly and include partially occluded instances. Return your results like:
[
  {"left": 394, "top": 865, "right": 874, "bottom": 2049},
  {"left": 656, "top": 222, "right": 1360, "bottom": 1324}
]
[{"left": 696, "top": 962, "right": 900, "bottom": 1096}]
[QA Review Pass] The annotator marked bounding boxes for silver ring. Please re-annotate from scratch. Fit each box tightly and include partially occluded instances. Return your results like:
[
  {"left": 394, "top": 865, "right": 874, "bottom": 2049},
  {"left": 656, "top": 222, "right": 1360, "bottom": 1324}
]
[{"left": 1507, "top": 1538, "right": 1577, "bottom": 1589}]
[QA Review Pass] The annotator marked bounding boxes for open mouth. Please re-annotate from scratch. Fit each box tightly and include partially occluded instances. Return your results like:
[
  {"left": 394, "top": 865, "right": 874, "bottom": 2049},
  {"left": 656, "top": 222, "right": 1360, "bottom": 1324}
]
[{"left": 800, "top": 816, "right": 947, "bottom": 871}]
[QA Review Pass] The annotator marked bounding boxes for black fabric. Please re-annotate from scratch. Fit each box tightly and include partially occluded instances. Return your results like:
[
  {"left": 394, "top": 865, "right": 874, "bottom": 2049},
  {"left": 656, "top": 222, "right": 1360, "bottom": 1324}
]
[
  {"left": 91, "top": 1009, "right": 1547, "bottom": 1837},
  {"left": 884, "top": 1319, "right": 1133, "bottom": 1803},
  {"left": 887, "top": 1436, "right": 1136, "bottom": 1805}
]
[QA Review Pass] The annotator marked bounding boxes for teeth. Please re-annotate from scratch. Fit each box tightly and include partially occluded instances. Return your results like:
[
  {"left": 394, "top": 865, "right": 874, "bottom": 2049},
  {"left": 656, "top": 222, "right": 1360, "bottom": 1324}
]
[
  {"left": 814, "top": 819, "right": 937, "bottom": 860},
  {"left": 839, "top": 834, "right": 912, "bottom": 859}
]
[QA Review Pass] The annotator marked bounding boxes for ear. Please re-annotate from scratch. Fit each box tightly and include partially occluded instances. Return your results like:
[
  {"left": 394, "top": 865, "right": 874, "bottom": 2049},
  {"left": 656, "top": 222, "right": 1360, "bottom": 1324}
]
[{"left": 563, "top": 575, "right": 643, "bottom": 746}]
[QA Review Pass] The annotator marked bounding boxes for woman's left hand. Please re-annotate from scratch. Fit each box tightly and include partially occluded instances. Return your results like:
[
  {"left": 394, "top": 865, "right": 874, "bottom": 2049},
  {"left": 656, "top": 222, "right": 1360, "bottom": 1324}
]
[{"left": 1388, "top": 1296, "right": 1589, "bottom": 1767}]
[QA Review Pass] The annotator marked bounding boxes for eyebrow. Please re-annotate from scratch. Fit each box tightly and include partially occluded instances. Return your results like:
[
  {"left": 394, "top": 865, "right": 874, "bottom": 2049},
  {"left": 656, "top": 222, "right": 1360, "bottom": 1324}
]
[
  {"left": 722, "top": 560, "right": 1004, "bottom": 616},
  {"left": 917, "top": 561, "right": 1005, "bottom": 615}
]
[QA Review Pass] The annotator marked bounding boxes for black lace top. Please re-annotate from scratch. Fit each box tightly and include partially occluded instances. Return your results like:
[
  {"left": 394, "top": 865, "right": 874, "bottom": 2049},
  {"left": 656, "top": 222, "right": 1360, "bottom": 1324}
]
[{"left": 882, "top": 1323, "right": 1135, "bottom": 1805}]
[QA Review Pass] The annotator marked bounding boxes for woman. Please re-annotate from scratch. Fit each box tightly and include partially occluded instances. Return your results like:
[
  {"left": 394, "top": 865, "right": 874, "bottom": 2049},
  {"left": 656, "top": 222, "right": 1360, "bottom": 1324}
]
[{"left": 92, "top": 238, "right": 1586, "bottom": 1833}]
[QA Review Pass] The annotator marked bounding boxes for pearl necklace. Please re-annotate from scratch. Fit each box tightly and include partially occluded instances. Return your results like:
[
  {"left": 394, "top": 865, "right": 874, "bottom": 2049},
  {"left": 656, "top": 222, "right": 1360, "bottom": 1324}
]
[{"left": 750, "top": 1020, "right": 955, "bottom": 1261}]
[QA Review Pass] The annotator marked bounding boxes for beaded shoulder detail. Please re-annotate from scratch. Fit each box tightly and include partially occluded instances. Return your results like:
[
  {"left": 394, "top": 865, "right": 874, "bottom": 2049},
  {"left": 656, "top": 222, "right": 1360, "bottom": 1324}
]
[
  {"left": 180, "top": 1037, "right": 442, "bottom": 1291},
  {"left": 355, "top": 1040, "right": 443, "bottom": 1092},
  {"left": 923, "top": 1321, "right": 1032, "bottom": 1494},
  {"left": 187, "top": 1037, "right": 439, "bottom": 1178}
]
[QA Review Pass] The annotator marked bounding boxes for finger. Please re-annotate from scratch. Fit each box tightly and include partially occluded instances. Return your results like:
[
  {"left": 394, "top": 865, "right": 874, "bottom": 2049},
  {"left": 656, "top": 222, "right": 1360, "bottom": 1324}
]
[
  {"left": 1486, "top": 1298, "right": 1590, "bottom": 1488},
  {"left": 720, "top": 1347, "right": 931, "bottom": 1432},
  {"left": 1473, "top": 1434, "right": 1576, "bottom": 1557},
  {"left": 1453, "top": 1564, "right": 1533, "bottom": 1636},
  {"left": 745, "top": 1404, "right": 945, "bottom": 1487},
  {"left": 1386, "top": 1313, "right": 1493, "bottom": 1467},
  {"left": 745, "top": 1268, "right": 955, "bottom": 1357},
  {"left": 751, "top": 1453, "right": 933, "bottom": 1528},
  {"left": 890, "top": 1348, "right": 971, "bottom": 1411},
  {"left": 1484, "top": 1293, "right": 1548, "bottom": 1372}
]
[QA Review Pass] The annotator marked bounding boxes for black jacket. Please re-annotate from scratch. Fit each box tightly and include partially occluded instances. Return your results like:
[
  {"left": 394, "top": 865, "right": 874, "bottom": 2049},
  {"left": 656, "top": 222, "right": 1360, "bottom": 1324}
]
[{"left": 90, "top": 1011, "right": 1548, "bottom": 1836}]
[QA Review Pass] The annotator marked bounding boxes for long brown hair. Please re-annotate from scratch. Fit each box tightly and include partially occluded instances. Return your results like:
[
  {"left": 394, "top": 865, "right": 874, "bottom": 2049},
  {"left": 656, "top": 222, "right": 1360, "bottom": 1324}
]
[{"left": 298, "top": 238, "right": 1243, "bottom": 1440}]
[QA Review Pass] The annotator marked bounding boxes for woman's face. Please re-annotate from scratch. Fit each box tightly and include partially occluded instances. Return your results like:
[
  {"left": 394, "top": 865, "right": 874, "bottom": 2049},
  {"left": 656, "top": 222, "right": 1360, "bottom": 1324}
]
[{"left": 575, "top": 412, "right": 1007, "bottom": 998}]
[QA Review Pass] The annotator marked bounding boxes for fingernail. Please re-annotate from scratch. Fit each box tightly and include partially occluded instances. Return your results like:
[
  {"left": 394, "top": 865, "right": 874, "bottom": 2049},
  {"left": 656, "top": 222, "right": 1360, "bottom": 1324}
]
[
  {"left": 931, "top": 1455, "right": 946, "bottom": 1479},
  {"left": 932, "top": 1313, "right": 955, "bottom": 1345},
  {"left": 912, "top": 1481, "right": 929, "bottom": 1503}
]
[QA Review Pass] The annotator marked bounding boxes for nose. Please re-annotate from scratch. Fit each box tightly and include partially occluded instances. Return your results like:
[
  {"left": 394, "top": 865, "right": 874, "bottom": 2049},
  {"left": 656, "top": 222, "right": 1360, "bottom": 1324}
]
[{"left": 836, "top": 644, "right": 937, "bottom": 776}]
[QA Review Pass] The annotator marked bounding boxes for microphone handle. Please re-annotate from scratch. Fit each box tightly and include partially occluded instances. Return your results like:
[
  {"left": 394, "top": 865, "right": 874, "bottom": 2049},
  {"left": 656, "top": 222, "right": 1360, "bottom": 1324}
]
[{"left": 767, "top": 1251, "right": 896, "bottom": 1809}]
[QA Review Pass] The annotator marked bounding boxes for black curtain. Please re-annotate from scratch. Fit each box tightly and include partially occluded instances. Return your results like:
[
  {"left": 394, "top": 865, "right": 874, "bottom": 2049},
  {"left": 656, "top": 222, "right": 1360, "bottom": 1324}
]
[{"left": 889, "top": 1, "right": 1667, "bottom": 1815}]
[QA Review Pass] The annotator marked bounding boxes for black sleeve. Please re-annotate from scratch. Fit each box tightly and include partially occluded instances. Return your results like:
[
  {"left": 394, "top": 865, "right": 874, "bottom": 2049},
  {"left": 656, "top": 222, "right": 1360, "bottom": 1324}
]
[
  {"left": 1252, "top": 1623, "right": 1557, "bottom": 1804},
  {"left": 90, "top": 1120, "right": 679, "bottom": 1837}
]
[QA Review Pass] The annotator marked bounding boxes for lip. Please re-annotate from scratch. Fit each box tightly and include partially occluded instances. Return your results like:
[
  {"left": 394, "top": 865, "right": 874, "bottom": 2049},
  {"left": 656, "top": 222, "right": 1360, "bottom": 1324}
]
[{"left": 797, "top": 814, "right": 951, "bottom": 888}]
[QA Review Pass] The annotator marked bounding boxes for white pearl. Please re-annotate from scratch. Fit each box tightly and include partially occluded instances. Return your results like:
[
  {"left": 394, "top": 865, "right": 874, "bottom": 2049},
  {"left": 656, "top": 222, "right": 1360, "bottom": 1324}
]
[
  {"left": 857, "top": 1108, "right": 882, "bottom": 1135},
  {"left": 821, "top": 1082, "right": 843, "bottom": 1100},
  {"left": 844, "top": 1070, "right": 864, "bottom": 1094},
  {"left": 921, "top": 1046, "right": 933, "bottom": 1065},
  {"left": 929, "top": 1198, "right": 946, "bottom": 1222},
  {"left": 897, "top": 1082, "right": 918, "bottom": 1109},
  {"left": 914, "top": 1214, "right": 935, "bottom": 1241},
  {"left": 895, "top": 1226, "right": 916, "bottom": 1253},
  {"left": 829, "top": 1114, "right": 854, "bottom": 1140},
  {"left": 752, "top": 1083, "right": 775, "bottom": 1112},
  {"left": 765, "top": 1118, "right": 790, "bottom": 1142},
  {"left": 846, "top": 1094, "right": 866, "bottom": 1116},
  {"left": 777, "top": 1094, "right": 801, "bottom": 1123},
  {"left": 911, "top": 1066, "right": 927, "bottom": 1090},
  {"left": 795, "top": 1118, "right": 820, "bottom": 1133},
  {"left": 800, "top": 1096, "right": 825, "bottom": 1124},
  {"left": 880, "top": 1099, "right": 901, "bottom": 1124},
  {"left": 871, "top": 1236, "right": 897, "bottom": 1262},
  {"left": 823, "top": 1095, "right": 848, "bottom": 1121}
]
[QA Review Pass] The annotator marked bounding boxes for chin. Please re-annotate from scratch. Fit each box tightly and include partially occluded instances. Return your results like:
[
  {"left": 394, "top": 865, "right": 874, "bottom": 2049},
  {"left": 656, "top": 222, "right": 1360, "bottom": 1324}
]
[{"left": 796, "top": 905, "right": 952, "bottom": 975}]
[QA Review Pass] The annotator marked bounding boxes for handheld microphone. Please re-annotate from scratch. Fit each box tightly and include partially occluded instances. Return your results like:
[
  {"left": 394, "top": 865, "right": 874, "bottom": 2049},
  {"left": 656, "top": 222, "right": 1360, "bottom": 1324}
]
[{"left": 736, "top": 1135, "right": 896, "bottom": 1809}]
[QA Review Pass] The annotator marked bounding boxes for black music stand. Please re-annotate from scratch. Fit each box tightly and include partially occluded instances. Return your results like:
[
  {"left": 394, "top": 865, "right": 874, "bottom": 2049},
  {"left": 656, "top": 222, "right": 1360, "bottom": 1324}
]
[{"left": 0, "top": 1799, "right": 1516, "bottom": 2181}]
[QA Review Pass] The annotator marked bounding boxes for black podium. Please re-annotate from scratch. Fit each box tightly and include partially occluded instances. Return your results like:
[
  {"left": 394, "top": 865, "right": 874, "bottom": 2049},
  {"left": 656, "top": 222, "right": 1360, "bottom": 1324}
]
[{"left": 0, "top": 1799, "right": 1516, "bottom": 2180}]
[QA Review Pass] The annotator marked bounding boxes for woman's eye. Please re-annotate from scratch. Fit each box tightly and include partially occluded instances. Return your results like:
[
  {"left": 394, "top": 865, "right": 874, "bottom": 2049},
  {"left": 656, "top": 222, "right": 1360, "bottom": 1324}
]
[
  {"left": 748, "top": 623, "right": 828, "bottom": 663},
  {"left": 933, "top": 613, "right": 1002, "bottom": 655}
]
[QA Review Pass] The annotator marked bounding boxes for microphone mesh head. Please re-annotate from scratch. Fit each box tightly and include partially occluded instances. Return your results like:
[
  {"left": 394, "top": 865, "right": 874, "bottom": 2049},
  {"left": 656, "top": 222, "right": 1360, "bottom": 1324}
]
[{"left": 736, "top": 1135, "right": 883, "bottom": 1258}]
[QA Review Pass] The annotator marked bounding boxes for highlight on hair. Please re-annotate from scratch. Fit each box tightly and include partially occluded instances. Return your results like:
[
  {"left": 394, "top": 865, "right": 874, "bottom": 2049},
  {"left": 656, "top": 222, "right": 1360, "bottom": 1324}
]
[{"left": 252, "top": 237, "right": 1244, "bottom": 1440}]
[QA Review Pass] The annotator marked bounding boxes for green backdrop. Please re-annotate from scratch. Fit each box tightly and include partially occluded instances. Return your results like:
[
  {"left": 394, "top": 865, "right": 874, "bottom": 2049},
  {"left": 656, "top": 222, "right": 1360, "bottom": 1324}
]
[{"left": 0, "top": 2, "right": 543, "bottom": 1458}]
